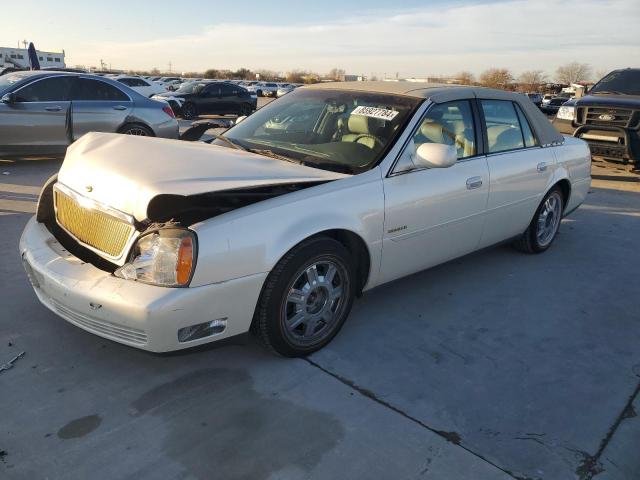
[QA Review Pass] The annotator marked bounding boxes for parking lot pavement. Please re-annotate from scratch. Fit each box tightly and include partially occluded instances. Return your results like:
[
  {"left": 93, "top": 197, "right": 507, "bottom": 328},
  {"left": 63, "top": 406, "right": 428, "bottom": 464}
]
[{"left": 1, "top": 157, "right": 639, "bottom": 480}]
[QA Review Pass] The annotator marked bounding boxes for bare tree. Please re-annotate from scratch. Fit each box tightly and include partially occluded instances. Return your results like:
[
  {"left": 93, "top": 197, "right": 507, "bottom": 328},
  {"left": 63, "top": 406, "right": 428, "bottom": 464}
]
[
  {"left": 555, "top": 62, "right": 592, "bottom": 84},
  {"left": 517, "top": 70, "right": 548, "bottom": 92},
  {"left": 326, "top": 68, "right": 346, "bottom": 81},
  {"left": 456, "top": 71, "right": 475, "bottom": 85},
  {"left": 203, "top": 69, "right": 221, "bottom": 79},
  {"left": 232, "top": 68, "right": 253, "bottom": 80},
  {"left": 286, "top": 70, "right": 307, "bottom": 83},
  {"left": 255, "top": 69, "right": 279, "bottom": 81},
  {"left": 594, "top": 69, "right": 610, "bottom": 82},
  {"left": 479, "top": 68, "right": 513, "bottom": 89}
]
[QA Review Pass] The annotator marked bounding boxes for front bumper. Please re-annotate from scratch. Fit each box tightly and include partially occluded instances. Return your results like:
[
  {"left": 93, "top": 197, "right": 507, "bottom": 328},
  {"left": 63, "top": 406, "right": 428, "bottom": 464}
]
[
  {"left": 19, "top": 217, "right": 267, "bottom": 352},
  {"left": 553, "top": 118, "right": 638, "bottom": 164}
]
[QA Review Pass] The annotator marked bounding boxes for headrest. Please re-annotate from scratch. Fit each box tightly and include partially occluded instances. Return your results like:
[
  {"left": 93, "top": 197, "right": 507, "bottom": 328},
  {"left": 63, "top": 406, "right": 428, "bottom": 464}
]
[
  {"left": 348, "top": 115, "right": 372, "bottom": 135},
  {"left": 420, "top": 120, "right": 447, "bottom": 144}
]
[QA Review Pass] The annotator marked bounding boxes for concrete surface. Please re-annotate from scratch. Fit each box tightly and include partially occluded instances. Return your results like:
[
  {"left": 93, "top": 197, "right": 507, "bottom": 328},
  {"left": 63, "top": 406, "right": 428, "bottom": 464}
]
[{"left": 1, "top": 153, "right": 639, "bottom": 480}]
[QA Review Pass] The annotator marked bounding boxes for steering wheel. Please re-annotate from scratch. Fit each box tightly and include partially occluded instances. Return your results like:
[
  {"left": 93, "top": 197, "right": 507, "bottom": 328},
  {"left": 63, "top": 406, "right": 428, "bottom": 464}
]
[{"left": 353, "top": 134, "right": 385, "bottom": 150}]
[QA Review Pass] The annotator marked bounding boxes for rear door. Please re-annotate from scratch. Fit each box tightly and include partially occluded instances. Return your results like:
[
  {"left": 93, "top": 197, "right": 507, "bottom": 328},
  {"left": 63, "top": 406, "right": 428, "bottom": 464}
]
[
  {"left": 379, "top": 100, "right": 489, "bottom": 284},
  {"left": 71, "top": 77, "right": 133, "bottom": 140},
  {"left": 478, "top": 99, "right": 556, "bottom": 247},
  {"left": 0, "top": 75, "right": 73, "bottom": 155},
  {"left": 219, "top": 83, "right": 241, "bottom": 114}
]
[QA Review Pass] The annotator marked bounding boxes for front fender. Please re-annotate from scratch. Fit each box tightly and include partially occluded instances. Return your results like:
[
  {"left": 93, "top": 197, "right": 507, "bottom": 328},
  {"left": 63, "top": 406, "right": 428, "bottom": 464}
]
[{"left": 189, "top": 169, "right": 385, "bottom": 288}]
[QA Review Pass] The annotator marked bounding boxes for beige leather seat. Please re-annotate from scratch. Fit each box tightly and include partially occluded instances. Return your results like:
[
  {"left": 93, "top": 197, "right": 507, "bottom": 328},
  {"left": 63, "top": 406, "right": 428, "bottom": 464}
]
[
  {"left": 419, "top": 119, "right": 452, "bottom": 145},
  {"left": 341, "top": 115, "right": 384, "bottom": 150},
  {"left": 417, "top": 118, "right": 475, "bottom": 158},
  {"left": 487, "top": 125, "right": 523, "bottom": 152}
]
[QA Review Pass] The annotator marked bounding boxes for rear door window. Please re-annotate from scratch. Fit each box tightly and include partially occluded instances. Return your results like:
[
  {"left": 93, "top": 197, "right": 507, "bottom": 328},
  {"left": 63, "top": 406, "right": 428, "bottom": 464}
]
[
  {"left": 514, "top": 104, "right": 538, "bottom": 148},
  {"left": 73, "top": 78, "right": 129, "bottom": 101},
  {"left": 480, "top": 100, "right": 525, "bottom": 153}
]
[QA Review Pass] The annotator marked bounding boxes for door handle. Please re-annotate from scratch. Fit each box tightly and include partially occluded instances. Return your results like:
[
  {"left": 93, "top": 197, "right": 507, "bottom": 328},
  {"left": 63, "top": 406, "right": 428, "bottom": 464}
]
[
  {"left": 112, "top": 105, "right": 127, "bottom": 111},
  {"left": 466, "top": 176, "right": 483, "bottom": 189},
  {"left": 45, "top": 106, "right": 62, "bottom": 112},
  {"left": 537, "top": 162, "right": 548, "bottom": 172}
]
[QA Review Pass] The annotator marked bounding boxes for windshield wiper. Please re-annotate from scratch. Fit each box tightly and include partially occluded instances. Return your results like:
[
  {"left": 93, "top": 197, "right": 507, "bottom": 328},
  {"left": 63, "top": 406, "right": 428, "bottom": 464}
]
[
  {"left": 248, "top": 149, "right": 301, "bottom": 164},
  {"left": 303, "top": 161, "right": 354, "bottom": 174},
  {"left": 211, "top": 133, "right": 247, "bottom": 151}
]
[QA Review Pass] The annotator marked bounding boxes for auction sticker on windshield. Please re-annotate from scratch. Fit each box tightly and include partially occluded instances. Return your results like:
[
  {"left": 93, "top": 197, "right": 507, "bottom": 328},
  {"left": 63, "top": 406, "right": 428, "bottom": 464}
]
[{"left": 351, "top": 106, "right": 399, "bottom": 121}]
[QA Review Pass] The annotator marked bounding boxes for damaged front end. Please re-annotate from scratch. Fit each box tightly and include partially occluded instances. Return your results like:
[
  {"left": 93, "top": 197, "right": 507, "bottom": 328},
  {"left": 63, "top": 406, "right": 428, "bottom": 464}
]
[{"left": 36, "top": 174, "right": 327, "bottom": 276}]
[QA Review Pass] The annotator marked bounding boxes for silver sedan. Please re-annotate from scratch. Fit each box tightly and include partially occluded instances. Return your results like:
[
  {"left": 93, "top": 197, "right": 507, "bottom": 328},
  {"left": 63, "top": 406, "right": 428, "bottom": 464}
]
[{"left": 0, "top": 71, "right": 179, "bottom": 157}]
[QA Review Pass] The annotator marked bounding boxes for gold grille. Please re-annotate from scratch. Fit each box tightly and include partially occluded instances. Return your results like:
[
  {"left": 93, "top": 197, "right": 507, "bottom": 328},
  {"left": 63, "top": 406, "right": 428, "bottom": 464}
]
[{"left": 54, "top": 189, "right": 134, "bottom": 258}]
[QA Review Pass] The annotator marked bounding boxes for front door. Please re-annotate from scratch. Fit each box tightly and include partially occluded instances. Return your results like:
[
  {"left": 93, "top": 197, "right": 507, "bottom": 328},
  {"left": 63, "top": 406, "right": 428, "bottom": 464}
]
[
  {"left": 0, "top": 75, "right": 73, "bottom": 155},
  {"left": 379, "top": 100, "right": 489, "bottom": 284}
]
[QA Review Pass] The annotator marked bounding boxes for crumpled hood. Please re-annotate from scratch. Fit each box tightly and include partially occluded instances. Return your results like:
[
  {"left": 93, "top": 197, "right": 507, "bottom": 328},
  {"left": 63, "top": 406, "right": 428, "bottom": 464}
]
[{"left": 58, "top": 132, "right": 348, "bottom": 221}]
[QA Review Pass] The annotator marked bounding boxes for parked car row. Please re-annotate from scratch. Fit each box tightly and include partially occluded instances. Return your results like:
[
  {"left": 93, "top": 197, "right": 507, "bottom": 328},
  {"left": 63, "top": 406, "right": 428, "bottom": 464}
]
[{"left": 239, "top": 81, "right": 303, "bottom": 97}]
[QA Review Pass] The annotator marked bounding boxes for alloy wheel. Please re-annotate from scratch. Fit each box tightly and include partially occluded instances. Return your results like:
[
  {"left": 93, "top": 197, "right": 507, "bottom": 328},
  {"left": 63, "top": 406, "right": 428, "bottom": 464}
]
[
  {"left": 536, "top": 191, "right": 562, "bottom": 247},
  {"left": 281, "top": 259, "right": 349, "bottom": 347}
]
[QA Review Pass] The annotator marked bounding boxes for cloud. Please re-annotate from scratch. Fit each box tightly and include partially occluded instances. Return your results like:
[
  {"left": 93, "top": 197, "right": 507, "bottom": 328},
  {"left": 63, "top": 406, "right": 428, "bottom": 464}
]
[{"left": 72, "top": 0, "right": 640, "bottom": 77}]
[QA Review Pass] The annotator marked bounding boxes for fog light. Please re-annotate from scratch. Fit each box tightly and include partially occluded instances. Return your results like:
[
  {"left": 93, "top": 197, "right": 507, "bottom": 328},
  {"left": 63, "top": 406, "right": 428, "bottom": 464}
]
[{"left": 177, "top": 318, "right": 227, "bottom": 343}]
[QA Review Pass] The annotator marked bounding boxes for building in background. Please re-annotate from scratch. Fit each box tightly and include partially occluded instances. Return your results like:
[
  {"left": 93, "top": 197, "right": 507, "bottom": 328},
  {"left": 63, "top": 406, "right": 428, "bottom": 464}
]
[{"left": 0, "top": 46, "right": 65, "bottom": 69}]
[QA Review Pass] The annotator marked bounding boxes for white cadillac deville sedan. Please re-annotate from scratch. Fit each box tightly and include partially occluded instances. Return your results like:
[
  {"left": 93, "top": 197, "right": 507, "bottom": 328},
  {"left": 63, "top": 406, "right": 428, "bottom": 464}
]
[{"left": 20, "top": 82, "right": 591, "bottom": 357}]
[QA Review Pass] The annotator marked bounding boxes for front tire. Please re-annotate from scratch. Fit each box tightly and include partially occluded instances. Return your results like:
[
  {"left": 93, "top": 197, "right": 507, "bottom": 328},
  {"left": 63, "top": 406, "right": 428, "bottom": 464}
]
[
  {"left": 254, "top": 237, "right": 356, "bottom": 357},
  {"left": 513, "top": 187, "right": 564, "bottom": 253}
]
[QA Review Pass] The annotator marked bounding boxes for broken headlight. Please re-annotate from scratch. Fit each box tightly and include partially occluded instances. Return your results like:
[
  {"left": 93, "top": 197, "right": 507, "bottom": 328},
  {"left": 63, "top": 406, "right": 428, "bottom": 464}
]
[{"left": 115, "top": 229, "right": 196, "bottom": 287}]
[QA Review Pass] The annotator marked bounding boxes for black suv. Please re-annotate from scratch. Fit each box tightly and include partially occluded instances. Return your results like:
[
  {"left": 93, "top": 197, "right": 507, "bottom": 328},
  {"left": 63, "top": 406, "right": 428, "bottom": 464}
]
[{"left": 553, "top": 68, "right": 640, "bottom": 169}]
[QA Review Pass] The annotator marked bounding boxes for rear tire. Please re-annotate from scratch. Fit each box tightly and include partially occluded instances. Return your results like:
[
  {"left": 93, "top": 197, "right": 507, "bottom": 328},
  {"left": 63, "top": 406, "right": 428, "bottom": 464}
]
[
  {"left": 254, "top": 237, "right": 356, "bottom": 357},
  {"left": 119, "top": 123, "right": 154, "bottom": 136},
  {"left": 182, "top": 102, "right": 197, "bottom": 120},
  {"left": 513, "top": 187, "right": 564, "bottom": 253}
]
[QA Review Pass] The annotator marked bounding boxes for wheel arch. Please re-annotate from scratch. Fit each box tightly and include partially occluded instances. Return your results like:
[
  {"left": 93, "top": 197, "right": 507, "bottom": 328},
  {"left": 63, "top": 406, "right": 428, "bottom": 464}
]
[
  {"left": 249, "top": 228, "right": 372, "bottom": 335},
  {"left": 547, "top": 177, "right": 571, "bottom": 213},
  {"left": 267, "top": 228, "right": 372, "bottom": 296},
  {"left": 117, "top": 120, "right": 156, "bottom": 136},
  {"left": 310, "top": 229, "right": 371, "bottom": 296}
]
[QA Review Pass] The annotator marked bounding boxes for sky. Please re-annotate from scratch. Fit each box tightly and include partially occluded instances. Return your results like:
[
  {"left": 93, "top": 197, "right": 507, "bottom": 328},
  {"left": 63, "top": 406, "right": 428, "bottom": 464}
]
[{"left": 3, "top": 0, "right": 639, "bottom": 79}]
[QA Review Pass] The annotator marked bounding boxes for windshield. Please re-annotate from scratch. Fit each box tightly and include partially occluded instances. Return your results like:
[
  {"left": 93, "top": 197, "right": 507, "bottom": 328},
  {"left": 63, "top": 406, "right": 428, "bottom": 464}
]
[
  {"left": 591, "top": 70, "right": 640, "bottom": 96},
  {"left": 221, "top": 89, "right": 421, "bottom": 174},
  {"left": 0, "top": 72, "right": 29, "bottom": 94},
  {"left": 176, "top": 82, "right": 206, "bottom": 94}
]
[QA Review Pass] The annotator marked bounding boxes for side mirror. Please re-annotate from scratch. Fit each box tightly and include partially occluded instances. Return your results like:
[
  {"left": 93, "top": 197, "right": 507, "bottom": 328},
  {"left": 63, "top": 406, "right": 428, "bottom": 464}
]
[
  {"left": 234, "top": 115, "right": 247, "bottom": 125},
  {"left": 1, "top": 92, "right": 16, "bottom": 104},
  {"left": 414, "top": 143, "right": 457, "bottom": 169}
]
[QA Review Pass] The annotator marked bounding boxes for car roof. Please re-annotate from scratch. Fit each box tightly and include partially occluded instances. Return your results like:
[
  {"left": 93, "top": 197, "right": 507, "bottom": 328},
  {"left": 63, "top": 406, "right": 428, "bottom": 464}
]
[{"left": 306, "top": 81, "right": 469, "bottom": 98}]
